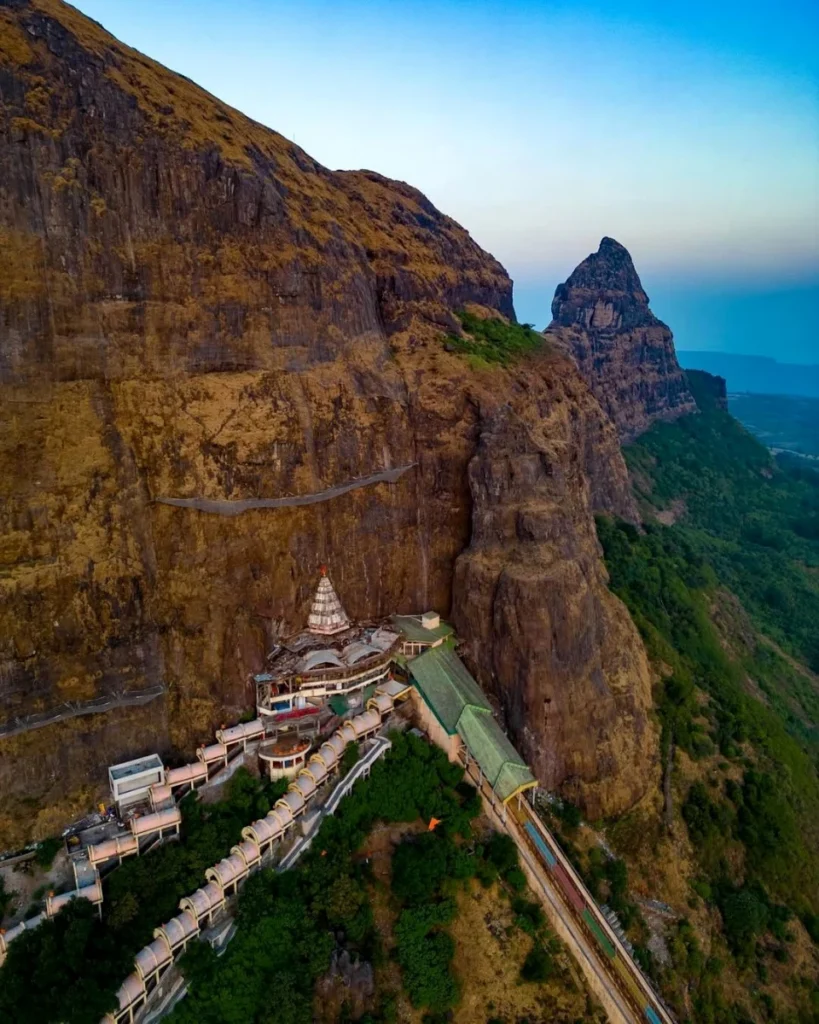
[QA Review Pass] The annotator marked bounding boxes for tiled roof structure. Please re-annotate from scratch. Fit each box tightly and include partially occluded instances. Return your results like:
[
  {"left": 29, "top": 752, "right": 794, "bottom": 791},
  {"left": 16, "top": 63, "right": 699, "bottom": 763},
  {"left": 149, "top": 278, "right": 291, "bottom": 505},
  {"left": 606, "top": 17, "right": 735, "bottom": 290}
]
[{"left": 410, "top": 646, "right": 536, "bottom": 803}]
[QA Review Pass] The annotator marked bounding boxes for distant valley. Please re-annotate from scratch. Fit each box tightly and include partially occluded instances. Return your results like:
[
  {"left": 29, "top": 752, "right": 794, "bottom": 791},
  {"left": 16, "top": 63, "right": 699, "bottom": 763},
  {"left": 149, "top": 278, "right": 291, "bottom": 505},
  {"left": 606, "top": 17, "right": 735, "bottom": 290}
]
[
  {"left": 678, "top": 351, "right": 819, "bottom": 399},
  {"left": 728, "top": 393, "right": 819, "bottom": 461},
  {"left": 678, "top": 352, "right": 819, "bottom": 461}
]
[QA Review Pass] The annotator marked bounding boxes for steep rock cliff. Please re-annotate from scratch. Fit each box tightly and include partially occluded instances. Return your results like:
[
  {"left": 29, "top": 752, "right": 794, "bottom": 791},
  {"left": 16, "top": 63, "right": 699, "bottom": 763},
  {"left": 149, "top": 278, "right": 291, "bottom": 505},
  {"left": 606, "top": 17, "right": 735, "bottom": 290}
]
[
  {"left": 546, "top": 237, "right": 696, "bottom": 442},
  {"left": 0, "top": 0, "right": 656, "bottom": 844},
  {"left": 452, "top": 363, "right": 654, "bottom": 818}
]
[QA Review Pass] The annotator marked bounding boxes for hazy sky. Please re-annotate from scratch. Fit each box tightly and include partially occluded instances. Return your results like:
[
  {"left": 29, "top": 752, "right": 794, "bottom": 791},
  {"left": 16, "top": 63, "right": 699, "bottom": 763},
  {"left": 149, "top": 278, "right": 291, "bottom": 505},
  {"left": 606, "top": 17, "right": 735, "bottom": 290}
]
[{"left": 74, "top": 0, "right": 819, "bottom": 361}]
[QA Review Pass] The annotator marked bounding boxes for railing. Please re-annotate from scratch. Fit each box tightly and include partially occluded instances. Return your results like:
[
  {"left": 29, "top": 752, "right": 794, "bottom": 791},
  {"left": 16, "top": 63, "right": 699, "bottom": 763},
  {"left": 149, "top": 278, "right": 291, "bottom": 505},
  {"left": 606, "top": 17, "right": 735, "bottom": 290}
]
[
  {"left": 325, "top": 735, "right": 391, "bottom": 815},
  {"left": 279, "top": 734, "right": 392, "bottom": 870},
  {"left": 266, "top": 646, "right": 400, "bottom": 691},
  {"left": 0, "top": 685, "right": 167, "bottom": 741}
]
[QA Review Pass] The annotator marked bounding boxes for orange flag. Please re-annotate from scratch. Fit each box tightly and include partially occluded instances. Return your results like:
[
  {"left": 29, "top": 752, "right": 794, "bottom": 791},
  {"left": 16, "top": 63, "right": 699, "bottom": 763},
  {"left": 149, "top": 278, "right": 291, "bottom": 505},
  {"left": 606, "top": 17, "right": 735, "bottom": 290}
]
[{"left": 428, "top": 817, "right": 442, "bottom": 831}]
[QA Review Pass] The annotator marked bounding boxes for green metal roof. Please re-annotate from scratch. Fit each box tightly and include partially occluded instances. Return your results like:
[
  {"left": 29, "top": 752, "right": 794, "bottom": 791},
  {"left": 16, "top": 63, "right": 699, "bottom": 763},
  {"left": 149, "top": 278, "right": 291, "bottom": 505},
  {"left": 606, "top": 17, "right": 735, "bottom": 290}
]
[
  {"left": 391, "top": 615, "right": 454, "bottom": 644},
  {"left": 456, "top": 707, "right": 536, "bottom": 803},
  {"left": 410, "top": 647, "right": 536, "bottom": 803},
  {"left": 409, "top": 646, "right": 491, "bottom": 733},
  {"left": 328, "top": 682, "right": 378, "bottom": 719}
]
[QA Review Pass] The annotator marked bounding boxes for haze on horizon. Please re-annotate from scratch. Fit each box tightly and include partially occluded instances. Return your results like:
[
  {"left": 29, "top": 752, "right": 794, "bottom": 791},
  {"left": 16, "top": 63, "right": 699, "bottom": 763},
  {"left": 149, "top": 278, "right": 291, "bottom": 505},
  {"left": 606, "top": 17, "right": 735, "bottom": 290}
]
[{"left": 73, "top": 0, "right": 819, "bottom": 363}]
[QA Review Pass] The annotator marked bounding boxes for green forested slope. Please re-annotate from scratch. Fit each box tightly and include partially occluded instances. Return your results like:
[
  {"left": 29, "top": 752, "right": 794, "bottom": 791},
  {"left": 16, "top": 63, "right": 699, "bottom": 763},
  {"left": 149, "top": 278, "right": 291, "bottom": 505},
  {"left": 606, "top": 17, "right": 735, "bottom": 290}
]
[
  {"left": 596, "top": 372, "right": 819, "bottom": 1023},
  {"left": 626, "top": 370, "right": 819, "bottom": 672}
]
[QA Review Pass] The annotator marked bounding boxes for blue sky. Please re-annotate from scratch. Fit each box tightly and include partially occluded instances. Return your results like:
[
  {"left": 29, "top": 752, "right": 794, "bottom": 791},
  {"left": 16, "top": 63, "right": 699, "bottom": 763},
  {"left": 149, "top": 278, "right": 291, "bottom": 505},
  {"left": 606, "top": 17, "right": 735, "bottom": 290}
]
[{"left": 74, "top": 0, "right": 819, "bottom": 361}]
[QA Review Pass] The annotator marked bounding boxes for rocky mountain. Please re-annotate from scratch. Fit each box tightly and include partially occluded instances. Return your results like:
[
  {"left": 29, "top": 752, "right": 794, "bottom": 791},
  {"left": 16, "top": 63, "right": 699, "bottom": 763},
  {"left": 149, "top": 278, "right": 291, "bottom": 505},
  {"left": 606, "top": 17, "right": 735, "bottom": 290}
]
[
  {"left": 546, "top": 237, "right": 696, "bottom": 441},
  {"left": 0, "top": 0, "right": 657, "bottom": 845}
]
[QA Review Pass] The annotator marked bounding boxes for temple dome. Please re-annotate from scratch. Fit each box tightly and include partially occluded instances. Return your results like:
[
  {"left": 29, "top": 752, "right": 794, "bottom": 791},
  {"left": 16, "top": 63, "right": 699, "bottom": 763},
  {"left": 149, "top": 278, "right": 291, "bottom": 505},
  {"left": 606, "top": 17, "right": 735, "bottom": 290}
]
[{"left": 307, "top": 569, "right": 350, "bottom": 635}]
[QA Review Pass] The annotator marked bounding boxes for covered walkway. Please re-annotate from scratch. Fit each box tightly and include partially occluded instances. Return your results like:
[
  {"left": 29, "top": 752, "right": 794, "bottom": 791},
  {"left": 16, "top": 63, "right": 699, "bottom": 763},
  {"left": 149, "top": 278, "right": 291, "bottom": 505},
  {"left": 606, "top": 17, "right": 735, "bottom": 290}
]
[{"left": 410, "top": 646, "right": 536, "bottom": 804}]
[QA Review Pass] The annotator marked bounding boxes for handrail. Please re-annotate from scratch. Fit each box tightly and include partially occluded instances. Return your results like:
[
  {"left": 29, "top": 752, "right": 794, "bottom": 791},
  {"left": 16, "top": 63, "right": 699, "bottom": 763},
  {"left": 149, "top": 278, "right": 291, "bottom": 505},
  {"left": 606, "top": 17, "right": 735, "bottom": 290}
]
[
  {"left": 278, "top": 734, "right": 391, "bottom": 870},
  {"left": 0, "top": 685, "right": 166, "bottom": 741},
  {"left": 266, "top": 649, "right": 397, "bottom": 690},
  {"left": 325, "top": 735, "right": 391, "bottom": 816}
]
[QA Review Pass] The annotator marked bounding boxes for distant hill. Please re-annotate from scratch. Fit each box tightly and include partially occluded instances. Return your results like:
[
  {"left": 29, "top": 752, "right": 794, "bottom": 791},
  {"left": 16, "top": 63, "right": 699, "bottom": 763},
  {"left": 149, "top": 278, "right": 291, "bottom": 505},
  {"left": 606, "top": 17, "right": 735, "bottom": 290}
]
[{"left": 678, "top": 351, "right": 819, "bottom": 398}]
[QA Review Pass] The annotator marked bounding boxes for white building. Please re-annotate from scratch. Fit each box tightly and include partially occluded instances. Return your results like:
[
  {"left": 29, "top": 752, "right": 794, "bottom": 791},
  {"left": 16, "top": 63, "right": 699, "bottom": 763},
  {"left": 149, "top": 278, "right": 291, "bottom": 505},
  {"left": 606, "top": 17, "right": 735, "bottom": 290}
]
[{"left": 108, "top": 754, "right": 165, "bottom": 812}]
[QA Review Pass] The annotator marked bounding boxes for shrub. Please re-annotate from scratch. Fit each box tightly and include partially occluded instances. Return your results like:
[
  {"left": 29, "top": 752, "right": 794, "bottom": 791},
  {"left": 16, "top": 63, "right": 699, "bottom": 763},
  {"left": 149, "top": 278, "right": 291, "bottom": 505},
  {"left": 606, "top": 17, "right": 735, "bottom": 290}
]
[
  {"left": 802, "top": 911, "right": 819, "bottom": 945},
  {"left": 557, "top": 800, "right": 582, "bottom": 830},
  {"left": 520, "top": 946, "right": 554, "bottom": 983},
  {"left": 720, "top": 889, "right": 770, "bottom": 954},
  {"left": 392, "top": 833, "right": 454, "bottom": 906},
  {"left": 34, "top": 837, "right": 62, "bottom": 870},
  {"left": 394, "top": 904, "right": 459, "bottom": 1013},
  {"left": 444, "top": 311, "right": 543, "bottom": 367},
  {"left": 485, "top": 833, "right": 518, "bottom": 875},
  {"left": 512, "top": 897, "right": 544, "bottom": 935},
  {"left": 504, "top": 867, "right": 527, "bottom": 894},
  {"left": 340, "top": 742, "right": 360, "bottom": 777},
  {"left": 0, "top": 874, "right": 13, "bottom": 918}
]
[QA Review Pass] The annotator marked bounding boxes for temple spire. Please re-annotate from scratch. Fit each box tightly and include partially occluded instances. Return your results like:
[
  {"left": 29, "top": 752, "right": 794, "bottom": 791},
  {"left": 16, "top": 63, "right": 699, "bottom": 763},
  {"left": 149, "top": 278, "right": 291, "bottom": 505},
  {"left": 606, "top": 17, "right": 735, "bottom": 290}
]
[{"left": 307, "top": 567, "right": 350, "bottom": 635}]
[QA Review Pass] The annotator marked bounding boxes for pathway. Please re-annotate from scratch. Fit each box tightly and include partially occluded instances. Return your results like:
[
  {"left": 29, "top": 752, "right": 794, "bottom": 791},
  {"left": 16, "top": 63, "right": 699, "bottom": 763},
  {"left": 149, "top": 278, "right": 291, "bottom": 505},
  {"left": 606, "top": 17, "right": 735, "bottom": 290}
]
[
  {"left": 155, "top": 465, "right": 415, "bottom": 517},
  {"left": 463, "top": 758, "right": 675, "bottom": 1024}
]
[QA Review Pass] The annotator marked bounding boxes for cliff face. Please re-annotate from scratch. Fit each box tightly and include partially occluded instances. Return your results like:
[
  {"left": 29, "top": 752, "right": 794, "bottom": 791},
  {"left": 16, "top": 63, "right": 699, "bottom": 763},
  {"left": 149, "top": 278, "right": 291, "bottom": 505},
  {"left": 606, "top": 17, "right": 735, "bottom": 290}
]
[
  {"left": 685, "top": 368, "right": 728, "bottom": 411},
  {"left": 0, "top": 0, "right": 656, "bottom": 845},
  {"left": 452, "top": 370, "right": 653, "bottom": 818},
  {"left": 546, "top": 237, "right": 696, "bottom": 442}
]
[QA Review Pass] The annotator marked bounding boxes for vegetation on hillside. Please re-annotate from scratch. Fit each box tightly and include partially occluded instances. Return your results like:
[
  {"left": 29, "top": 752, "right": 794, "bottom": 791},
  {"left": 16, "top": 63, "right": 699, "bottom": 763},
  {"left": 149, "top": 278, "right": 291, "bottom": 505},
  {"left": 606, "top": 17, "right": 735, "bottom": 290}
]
[
  {"left": 596, "top": 371, "right": 819, "bottom": 1023},
  {"left": 627, "top": 370, "right": 819, "bottom": 672},
  {"left": 0, "top": 768, "right": 284, "bottom": 1024},
  {"left": 445, "top": 309, "right": 543, "bottom": 366},
  {"left": 170, "top": 733, "right": 479, "bottom": 1023},
  {"left": 170, "top": 733, "right": 575, "bottom": 1023}
]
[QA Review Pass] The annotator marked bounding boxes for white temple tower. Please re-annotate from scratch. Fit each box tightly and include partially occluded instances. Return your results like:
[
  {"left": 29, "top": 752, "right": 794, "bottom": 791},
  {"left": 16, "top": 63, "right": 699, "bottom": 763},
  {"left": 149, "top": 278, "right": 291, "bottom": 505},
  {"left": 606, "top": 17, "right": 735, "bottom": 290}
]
[{"left": 307, "top": 567, "right": 350, "bottom": 635}]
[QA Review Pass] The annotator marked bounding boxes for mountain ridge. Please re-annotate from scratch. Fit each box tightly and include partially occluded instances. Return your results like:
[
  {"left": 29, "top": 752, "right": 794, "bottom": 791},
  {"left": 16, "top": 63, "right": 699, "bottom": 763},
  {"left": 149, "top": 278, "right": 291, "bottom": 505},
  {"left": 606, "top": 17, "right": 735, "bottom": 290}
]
[
  {"left": 678, "top": 350, "right": 819, "bottom": 398},
  {"left": 0, "top": 0, "right": 657, "bottom": 844}
]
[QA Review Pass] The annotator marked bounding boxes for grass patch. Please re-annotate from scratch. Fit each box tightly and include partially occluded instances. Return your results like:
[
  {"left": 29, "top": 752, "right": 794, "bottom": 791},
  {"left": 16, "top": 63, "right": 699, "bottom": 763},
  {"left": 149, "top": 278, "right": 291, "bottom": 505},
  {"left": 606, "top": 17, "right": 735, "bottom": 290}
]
[{"left": 445, "top": 310, "right": 543, "bottom": 366}]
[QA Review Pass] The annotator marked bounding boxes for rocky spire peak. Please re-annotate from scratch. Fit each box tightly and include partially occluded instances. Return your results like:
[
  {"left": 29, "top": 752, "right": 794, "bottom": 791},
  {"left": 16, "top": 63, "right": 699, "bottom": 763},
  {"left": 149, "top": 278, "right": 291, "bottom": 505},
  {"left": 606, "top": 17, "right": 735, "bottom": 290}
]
[
  {"left": 553, "top": 237, "right": 648, "bottom": 321},
  {"left": 545, "top": 238, "right": 695, "bottom": 441},
  {"left": 598, "top": 235, "right": 629, "bottom": 254}
]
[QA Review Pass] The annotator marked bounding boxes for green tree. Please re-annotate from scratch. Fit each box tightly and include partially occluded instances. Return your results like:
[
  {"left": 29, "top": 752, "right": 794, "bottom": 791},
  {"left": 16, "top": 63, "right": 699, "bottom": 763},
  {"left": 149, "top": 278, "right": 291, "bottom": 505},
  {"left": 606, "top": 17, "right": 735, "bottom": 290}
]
[
  {"left": 34, "top": 837, "right": 62, "bottom": 870},
  {"left": 520, "top": 945, "right": 554, "bottom": 983},
  {"left": 319, "top": 874, "right": 366, "bottom": 926},
  {"left": 0, "top": 899, "right": 129, "bottom": 1024},
  {"left": 0, "top": 874, "right": 13, "bottom": 918},
  {"left": 720, "top": 889, "right": 769, "bottom": 955},
  {"left": 340, "top": 742, "right": 360, "bottom": 777}
]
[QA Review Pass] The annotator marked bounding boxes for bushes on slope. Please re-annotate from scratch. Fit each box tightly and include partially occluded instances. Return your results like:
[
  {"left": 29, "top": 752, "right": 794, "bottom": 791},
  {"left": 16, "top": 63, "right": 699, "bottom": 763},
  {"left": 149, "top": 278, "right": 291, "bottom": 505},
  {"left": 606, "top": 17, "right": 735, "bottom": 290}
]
[{"left": 170, "top": 732, "right": 482, "bottom": 1023}]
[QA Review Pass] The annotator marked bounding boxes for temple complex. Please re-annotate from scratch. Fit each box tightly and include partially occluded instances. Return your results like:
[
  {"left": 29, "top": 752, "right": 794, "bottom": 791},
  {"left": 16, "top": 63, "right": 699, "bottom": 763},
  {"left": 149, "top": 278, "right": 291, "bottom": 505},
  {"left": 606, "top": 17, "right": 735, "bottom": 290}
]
[
  {"left": 0, "top": 567, "right": 554, "bottom": 1024},
  {"left": 254, "top": 568, "right": 402, "bottom": 723}
]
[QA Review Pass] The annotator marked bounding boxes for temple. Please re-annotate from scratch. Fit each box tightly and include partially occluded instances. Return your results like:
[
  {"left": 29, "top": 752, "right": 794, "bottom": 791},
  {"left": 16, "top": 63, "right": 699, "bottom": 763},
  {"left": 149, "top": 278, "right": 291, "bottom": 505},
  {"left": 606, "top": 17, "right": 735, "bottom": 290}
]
[{"left": 254, "top": 568, "right": 401, "bottom": 725}]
